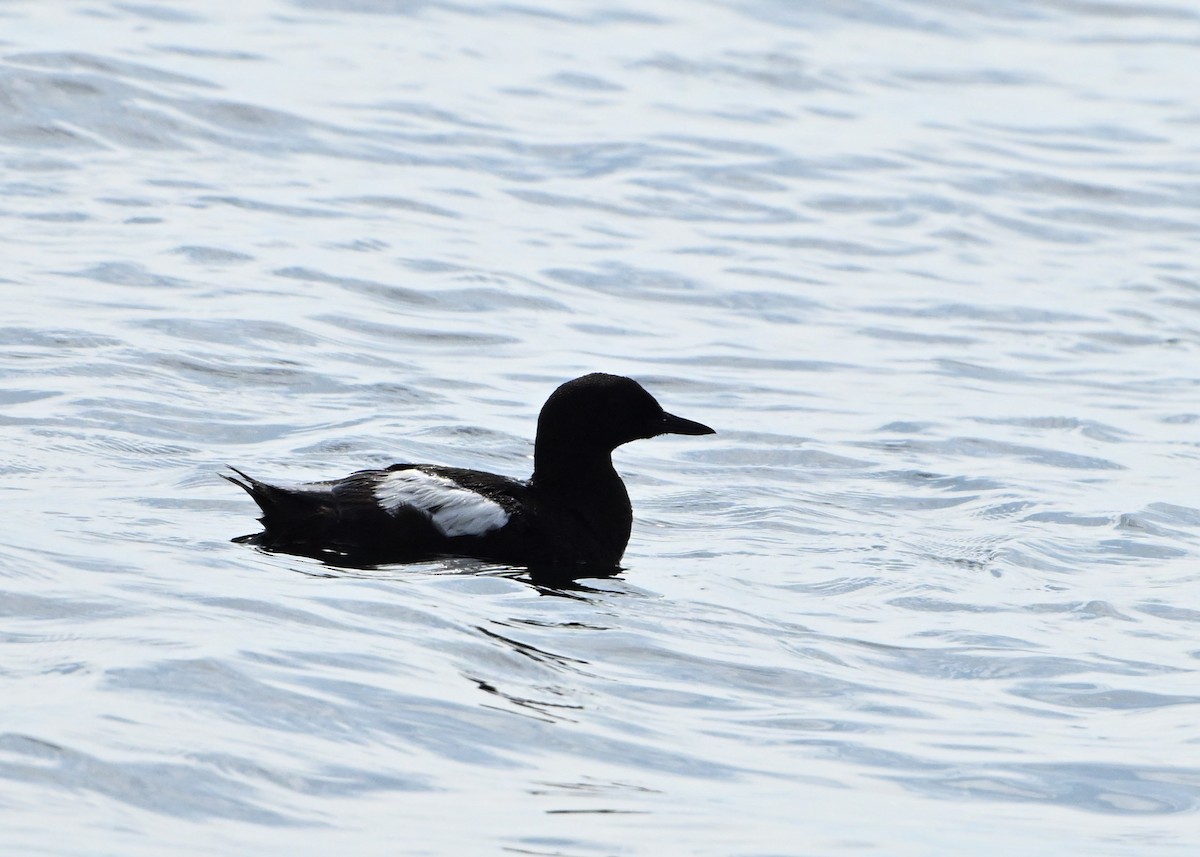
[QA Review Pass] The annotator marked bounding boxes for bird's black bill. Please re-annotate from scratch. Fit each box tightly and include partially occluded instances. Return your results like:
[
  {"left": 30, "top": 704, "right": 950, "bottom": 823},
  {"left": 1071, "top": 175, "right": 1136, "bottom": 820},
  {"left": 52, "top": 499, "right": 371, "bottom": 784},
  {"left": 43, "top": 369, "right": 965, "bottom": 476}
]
[{"left": 657, "top": 410, "right": 715, "bottom": 436}]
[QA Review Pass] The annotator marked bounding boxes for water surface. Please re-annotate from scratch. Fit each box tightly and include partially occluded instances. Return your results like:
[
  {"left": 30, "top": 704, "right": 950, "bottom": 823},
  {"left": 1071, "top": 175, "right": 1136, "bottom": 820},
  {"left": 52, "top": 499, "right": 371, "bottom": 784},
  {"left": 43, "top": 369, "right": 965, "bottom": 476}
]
[{"left": 2, "top": 1, "right": 1198, "bottom": 854}]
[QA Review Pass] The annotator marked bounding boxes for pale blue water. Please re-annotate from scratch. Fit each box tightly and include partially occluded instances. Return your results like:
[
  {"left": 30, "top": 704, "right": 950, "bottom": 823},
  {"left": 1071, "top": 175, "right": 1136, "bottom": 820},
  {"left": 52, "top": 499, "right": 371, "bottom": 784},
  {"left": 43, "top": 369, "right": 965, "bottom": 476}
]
[{"left": 2, "top": 1, "right": 1199, "bottom": 854}]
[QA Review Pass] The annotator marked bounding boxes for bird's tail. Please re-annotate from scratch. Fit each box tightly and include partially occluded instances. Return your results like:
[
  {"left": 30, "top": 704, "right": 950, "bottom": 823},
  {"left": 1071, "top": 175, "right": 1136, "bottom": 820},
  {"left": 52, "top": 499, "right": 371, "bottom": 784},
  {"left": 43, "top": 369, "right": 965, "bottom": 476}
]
[{"left": 222, "top": 466, "right": 332, "bottom": 532}]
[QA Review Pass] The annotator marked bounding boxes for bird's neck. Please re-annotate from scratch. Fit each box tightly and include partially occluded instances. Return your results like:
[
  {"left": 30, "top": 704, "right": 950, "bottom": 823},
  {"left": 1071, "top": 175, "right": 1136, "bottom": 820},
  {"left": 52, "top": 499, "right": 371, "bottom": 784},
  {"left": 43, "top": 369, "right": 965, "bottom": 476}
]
[
  {"left": 531, "top": 442, "right": 617, "bottom": 491},
  {"left": 531, "top": 443, "right": 630, "bottom": 520}
]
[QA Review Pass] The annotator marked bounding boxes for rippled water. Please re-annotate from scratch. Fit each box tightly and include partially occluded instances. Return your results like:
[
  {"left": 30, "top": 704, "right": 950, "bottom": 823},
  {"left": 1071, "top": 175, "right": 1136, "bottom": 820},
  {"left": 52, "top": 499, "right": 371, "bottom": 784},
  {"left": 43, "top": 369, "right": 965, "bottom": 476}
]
[{"left": 3, "top": 0, "right": 1199, "bottom": 854}]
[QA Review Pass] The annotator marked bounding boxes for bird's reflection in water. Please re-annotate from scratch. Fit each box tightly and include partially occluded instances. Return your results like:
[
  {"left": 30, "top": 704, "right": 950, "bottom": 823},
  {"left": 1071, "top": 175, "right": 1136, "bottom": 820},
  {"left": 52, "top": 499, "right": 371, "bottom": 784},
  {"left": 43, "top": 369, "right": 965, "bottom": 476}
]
[{"left": 241, "top": 537, "right": 626, "bottom": 599}]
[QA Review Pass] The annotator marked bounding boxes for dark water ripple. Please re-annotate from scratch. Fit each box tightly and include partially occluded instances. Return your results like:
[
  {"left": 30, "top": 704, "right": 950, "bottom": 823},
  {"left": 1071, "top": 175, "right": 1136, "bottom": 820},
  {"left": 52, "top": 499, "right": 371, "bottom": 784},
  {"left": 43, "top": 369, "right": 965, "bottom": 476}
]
[{"left": 3, "top": 0, "right": 1199, "bottom": 855}]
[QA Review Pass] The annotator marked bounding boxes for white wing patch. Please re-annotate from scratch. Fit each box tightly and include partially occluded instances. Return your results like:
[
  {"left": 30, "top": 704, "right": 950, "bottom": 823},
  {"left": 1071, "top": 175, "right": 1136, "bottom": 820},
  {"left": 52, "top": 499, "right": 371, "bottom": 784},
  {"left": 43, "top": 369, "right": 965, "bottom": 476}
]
[{"left": 373, "top": 469, "right": 509, "bottom": 538}]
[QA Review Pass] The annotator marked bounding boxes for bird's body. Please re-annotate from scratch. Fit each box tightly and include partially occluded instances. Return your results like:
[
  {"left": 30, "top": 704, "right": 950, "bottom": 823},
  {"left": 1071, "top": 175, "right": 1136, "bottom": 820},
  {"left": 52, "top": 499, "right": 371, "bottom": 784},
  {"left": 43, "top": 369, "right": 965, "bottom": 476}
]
[{"left": 226, "top": 373, "right": 714, "bottom": 571}]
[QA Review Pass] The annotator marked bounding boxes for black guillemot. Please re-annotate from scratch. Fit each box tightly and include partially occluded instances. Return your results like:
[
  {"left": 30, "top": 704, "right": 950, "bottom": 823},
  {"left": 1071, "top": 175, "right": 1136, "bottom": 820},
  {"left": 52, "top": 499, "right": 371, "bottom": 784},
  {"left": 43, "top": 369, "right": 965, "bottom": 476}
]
[{"left": 226, "top": 373, "right": 714, "bottom": 571}]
